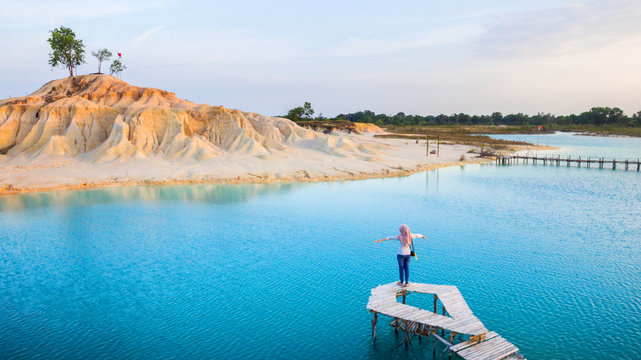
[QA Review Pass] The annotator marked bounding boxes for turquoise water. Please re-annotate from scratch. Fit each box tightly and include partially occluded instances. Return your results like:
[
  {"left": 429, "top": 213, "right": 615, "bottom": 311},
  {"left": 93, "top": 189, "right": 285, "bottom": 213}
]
[{"left": 1, "top": 135, "right": 640, "bottom": 359}]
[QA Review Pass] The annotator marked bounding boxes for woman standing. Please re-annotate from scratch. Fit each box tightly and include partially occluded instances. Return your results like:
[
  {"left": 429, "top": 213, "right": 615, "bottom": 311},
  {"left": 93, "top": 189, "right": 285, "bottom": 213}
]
[{"left": 375, "top": 224, "right": 426, "bottom": 287}]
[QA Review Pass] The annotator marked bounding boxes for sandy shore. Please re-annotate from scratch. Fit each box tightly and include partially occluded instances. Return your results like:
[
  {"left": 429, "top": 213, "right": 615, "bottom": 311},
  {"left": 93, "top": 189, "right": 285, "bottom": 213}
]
[{"left": 0, "top": 134, "right": 491, "bottom": 196}]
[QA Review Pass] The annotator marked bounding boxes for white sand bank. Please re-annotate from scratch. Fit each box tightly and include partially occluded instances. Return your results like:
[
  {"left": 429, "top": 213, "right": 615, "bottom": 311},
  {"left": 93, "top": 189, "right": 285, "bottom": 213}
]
[{"left": 0, "top": 133, "right": 486, "bottom": 194}]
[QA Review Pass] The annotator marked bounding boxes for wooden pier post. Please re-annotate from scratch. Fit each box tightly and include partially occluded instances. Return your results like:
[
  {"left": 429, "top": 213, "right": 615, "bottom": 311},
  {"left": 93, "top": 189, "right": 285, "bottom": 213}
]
[
  {"left": 404, "top": 320, "right": 410, "bottom": 346},
  {"left": 433, "top": 328, "right": 437, "bottom": 357},
  {"left": 625, "top": 159, "right": 629, "bottom": 171},
  {"left": 613, "top": 158, "right": 616, "bottom": 170},
  {"left": 372, "top": 312, "right": 378, "bottom": 341},
  {"left": 441, "top": 306, "right": 446, "bottom": 336},
  {"left": 557, "top": 155, "right": 560, "bottom": 166},
  {"left": 567, "top": 156, "right": 571, "bottom": 167},
  {"left": 637, "top": 159, "right": 640, "bottom": 172},
  {"left": 587, "top": 157, "right": 590, "bottom": 168},
  {"left": 449, "top": 332, "right": 456, "bottom": 360},
  {"left": 434, "top": 294, "right": 437, "bottom": 314},
  {"left": 426, "top": 136, "right": 429, "bottom": 157},
  {"left": 578, "top": 156, "right": 581, "bottom": 168}
]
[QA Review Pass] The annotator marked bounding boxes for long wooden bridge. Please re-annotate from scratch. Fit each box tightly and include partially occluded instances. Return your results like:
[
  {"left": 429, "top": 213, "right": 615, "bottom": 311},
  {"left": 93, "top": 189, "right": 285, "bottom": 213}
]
[
  {"left": 367, "top": 282, "right": 524, "bottom": 360},
  {"left": 496, "top": 154, "right": 641, "bottom": 171}
]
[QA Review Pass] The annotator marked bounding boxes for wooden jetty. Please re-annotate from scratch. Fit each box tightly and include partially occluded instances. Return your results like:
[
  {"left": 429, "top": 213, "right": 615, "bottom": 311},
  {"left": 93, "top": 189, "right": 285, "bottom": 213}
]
[
  {"left": 496, "top": 154, "right": 640, "bottom": 171},
  {"left": 367, "top": 282, "right": 524, "bottom": 360}
]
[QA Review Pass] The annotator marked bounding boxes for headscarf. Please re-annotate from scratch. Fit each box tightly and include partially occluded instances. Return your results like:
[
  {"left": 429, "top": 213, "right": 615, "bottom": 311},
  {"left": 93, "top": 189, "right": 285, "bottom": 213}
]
[{"left": 399, "top": 224, "right": 412, "bottom": 246}]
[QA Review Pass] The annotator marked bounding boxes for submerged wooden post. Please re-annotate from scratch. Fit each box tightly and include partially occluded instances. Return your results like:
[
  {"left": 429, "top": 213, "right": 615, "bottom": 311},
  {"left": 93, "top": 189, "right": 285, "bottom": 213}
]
[
  {"left": 567, "top": 156, "right": 571, "bottom": 167},
  {"left": 441, "top": 306, "right": 446, "bottom": 336},
  {"left": 404, "top": 320, "right": 410, "bottom": 346},
  {"left": 625, "top": 159, "right": 629, "bottom": 171},
  {"left": 637, "top": 159, "right": 640, "bottom": 172},
  {"left": 613, "top": 158, "right": 616, "bottom": 170},
  {"left": 449, "top": 332, "right": 456, "bottom": 359},
  {"left": 372, "top": 312, "right": 378, "bottom": 341},
  {"left": 433, "top": 328, "right": 437, "bottom": 357},
  {"left": 578, "top": 156, "right": 581, "bottom": 167}
]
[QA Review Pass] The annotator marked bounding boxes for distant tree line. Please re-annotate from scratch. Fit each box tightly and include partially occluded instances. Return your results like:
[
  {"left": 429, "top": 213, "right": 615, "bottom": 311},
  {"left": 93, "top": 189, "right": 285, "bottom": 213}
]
[
  {"left": 283, "top": 103, "right": 641, "bottom": 127},
  {"left": 334, "top": 108, "right": 641, "bottom": 127}
]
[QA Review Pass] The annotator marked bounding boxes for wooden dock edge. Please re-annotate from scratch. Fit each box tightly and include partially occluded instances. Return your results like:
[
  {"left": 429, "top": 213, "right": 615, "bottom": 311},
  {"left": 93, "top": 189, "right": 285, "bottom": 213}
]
[{"left": 367, "top": 282, "right": 526, "bottom": 360}]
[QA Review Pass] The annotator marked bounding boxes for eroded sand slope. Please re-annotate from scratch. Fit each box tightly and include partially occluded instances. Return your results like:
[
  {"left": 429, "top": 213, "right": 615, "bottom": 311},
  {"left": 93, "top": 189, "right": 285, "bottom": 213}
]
[{"left": 0, "top": 75, "right": 481, "bottom": 193}]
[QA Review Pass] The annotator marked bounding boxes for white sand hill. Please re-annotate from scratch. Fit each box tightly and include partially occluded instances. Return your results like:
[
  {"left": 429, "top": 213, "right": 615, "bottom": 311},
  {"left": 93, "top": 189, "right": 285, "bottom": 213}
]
[{"left": 0, "top": 75, "right": 482, "bottom": 193}]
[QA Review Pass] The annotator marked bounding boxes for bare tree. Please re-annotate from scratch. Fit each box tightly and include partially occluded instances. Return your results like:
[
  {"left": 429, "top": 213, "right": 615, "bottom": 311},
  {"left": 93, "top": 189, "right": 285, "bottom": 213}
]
[{"left": 92, "top": 48, "right": 112, "bottom": 74}]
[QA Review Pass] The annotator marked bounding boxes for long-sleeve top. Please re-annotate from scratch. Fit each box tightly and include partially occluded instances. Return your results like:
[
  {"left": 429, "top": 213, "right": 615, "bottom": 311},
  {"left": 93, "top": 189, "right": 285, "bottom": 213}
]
[{"left": 385, "top": 233, "right": 424, "bottom": 255}]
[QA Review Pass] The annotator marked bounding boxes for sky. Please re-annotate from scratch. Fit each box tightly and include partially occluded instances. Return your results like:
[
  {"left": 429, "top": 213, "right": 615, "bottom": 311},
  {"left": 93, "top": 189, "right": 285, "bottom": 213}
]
[{"left": 1, "top": 0, "right": 641, "bottom": 117}]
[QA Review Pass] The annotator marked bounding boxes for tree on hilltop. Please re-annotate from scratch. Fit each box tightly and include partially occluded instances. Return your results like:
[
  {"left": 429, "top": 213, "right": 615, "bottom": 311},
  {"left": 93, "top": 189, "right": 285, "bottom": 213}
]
[
  {"left": 109, "top": 59, "right": 127, "bottom": 78},
  {"left": 92, "top": 48, "right": 112, "bottom": 74},
  {"left": 284, "top": 102, "right": 315, "bottom": 122},
  {"left": 47, "top": 26, "right": 86, "bottom": 77}
]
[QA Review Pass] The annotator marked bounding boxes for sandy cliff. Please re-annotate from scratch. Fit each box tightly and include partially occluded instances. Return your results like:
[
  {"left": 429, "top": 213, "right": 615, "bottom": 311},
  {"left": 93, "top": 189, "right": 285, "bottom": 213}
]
[
  {"left": 0, "top": 75, "right": 368, "bottom": 161},
  {"left": 0, "top": 75, "right": 483, "bottom": 194}
]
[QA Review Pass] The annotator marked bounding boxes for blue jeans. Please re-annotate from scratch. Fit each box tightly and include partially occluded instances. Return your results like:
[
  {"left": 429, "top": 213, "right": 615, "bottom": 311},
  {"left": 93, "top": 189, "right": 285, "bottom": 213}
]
[{"left": 397, "top": 254, "right": 411, "bottom": 284}]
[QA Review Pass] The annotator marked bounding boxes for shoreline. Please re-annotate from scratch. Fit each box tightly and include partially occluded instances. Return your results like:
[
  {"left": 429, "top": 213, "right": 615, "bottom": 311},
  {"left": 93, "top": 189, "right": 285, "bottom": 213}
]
[{"left": 0, "top": 157, "right": 492, "bottom": 196}]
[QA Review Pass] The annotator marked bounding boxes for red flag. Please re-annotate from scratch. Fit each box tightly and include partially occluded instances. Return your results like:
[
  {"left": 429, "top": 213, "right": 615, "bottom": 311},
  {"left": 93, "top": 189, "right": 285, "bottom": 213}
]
[
  {"left": 538, "top": 125, "right": 543, "bottom": 130},
  {"left": 118, "top": 52, "right": 122, "bottom": 58}
]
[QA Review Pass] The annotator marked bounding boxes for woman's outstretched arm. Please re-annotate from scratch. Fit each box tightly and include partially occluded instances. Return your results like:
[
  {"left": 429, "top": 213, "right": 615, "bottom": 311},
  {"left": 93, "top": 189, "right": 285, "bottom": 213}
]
[
  {"left": 412, "top": 233, "right": 427, "bottom": 239},
  {"left": 375, "top": 236, "right": 396, "bottom": 243}
]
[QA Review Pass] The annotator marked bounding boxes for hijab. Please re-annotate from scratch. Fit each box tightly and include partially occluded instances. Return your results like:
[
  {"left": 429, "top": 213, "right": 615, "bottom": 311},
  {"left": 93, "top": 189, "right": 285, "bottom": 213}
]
[{"left": 398, "top": 224, "right": 412, "bottom": 246}]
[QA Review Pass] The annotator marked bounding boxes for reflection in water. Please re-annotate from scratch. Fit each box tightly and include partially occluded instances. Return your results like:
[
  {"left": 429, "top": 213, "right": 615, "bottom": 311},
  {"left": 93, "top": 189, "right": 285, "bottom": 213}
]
[
  {"left": 0, "top": 161, "right": 640, "bottom": 359},
  {"left": 424, "top": 169, "right": 440, "bottom": 195},
  {"left": 0, "top": 182, "right": 301, "bottom": 212}
]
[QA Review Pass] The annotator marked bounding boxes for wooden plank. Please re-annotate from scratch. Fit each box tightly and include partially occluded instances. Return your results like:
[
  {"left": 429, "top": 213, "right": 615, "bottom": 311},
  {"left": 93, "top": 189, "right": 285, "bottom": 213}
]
[
  {"left": 411, "top": 311, "right": 439, "bottom": 323},
  {"left": 367, "top": 302, "right": 398, "bottom": 311},
  {"left": 433, "top": 333, "right": 452, "bottom": 347},
  {"left": 367, "top": 297, "right": 396, "bottom": 305},
  {"left": 470, "top": 341, "right": 513, "bottom": 359},
  {"left": 456, "top": 322, "right": 488, "bottom": 336},
  {"left": 368, "top": 294, "right": 396, "bottom": 302},
  {"left": 450, "top": 332, "right": 499, "bottom": 352},
  {"left": 473, "top": 342, "right": 518, "bottom": 360},
  {"left": 458, "top": 337, "right": 507, "bottom": 357},
  {"left": 386, "top": 305, "right": 420, "bottom": 318},
  {"left": 478, "top": 345, "right": 519, "bottom": 360},
  {"left": 458, "top": 337, "right": 518, "bottom": 360},
  {"left": 373, "top": 303, "right": 404, "bottom": 314},
  {"left": 449, "top": 317, "right": 485, "bottom": 333}
]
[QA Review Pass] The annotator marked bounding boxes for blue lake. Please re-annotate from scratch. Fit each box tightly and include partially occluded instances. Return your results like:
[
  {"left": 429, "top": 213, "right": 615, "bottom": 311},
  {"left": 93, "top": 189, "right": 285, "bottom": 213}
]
[
  {"left": 1, "top": 134, "right": 640, "bottom": 359},
  {"left": 490, "top": 131, "right": 641, "bottom": 159}
]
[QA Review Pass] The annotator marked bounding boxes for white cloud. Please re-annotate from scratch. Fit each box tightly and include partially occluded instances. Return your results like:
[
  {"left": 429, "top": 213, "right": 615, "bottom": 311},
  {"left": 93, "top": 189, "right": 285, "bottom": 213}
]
[
  {"left": 322, "top": 24, "right": 483, "bottom": 58},
  {"left": 0, "top": 0, "right": 164, "bottom": 29},
  {"left": 129, "top": 26, "right": 163, "bottom": 50},
  {"left": 475, "top": 0, "right": 641, "bottom": 58}
]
